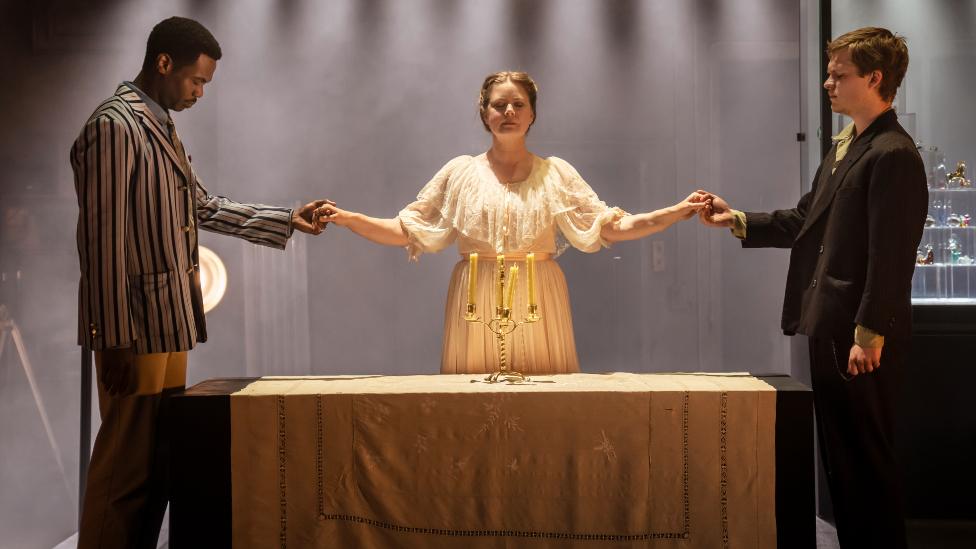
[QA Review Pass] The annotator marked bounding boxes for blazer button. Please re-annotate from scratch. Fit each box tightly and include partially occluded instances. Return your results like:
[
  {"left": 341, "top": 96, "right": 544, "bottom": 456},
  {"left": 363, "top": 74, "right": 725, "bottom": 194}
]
[{"left": 811, "top": 278, "right": 817, "bottom": 288}]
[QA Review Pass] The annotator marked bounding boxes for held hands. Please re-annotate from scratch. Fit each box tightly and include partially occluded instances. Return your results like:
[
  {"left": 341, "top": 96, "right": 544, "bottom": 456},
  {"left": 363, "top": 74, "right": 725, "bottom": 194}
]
[
  {"left": 675, "top": 191, "right": 712, "bottom": 220},
  {"left": 695, "top": 190, "right": 736, "bottom": 228},
  {"left": 313, "top": 203, "right": 356, "bottom": 227},
  {"left": 847, "top": 344, "right": 882, "bottom": 377},
  {"left": 293, "top": 199, "right": 336, "bottom": 235}
]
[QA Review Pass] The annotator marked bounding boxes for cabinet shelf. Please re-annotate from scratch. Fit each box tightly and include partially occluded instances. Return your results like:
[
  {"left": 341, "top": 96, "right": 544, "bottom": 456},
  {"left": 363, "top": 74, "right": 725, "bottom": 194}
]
[{"left": 912, "top": 297, "right": 976, "bottom": 305}]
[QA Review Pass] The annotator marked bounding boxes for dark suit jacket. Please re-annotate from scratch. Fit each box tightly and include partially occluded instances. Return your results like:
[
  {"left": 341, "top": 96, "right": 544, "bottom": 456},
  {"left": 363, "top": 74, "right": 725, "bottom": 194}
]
[{"left": 742, "top": 110, "right": 927, "bottom": 342}]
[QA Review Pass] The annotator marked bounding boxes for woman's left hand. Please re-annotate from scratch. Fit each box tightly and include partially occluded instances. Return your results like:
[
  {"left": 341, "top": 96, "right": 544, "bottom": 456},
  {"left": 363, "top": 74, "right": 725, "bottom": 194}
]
[{"left": 674, "top": 191, "right": 710, "bottom": 220}]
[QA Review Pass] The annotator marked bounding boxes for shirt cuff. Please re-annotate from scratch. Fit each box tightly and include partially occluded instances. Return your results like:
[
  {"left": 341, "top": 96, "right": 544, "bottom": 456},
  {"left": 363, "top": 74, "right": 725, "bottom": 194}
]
[
  {"left": 854, "top": 324, "right": 885, "bottom": 348},
  {"left": 286, "top": 208, "right": 295, "bottom": 237},
  {"left": 730, "top": 210, "right": 747, "bottom": 239}
]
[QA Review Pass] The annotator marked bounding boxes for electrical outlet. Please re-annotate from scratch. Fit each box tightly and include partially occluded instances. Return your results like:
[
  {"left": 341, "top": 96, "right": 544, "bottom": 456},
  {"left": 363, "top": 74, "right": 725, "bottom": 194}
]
[{"left": 652, "top": 240, "right": 665, "bottom": 272}]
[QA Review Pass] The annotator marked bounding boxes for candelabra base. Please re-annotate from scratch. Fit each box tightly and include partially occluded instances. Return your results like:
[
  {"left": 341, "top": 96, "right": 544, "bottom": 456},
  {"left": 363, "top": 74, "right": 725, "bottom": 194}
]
[
  {"left": 483, "top": 369, "right": 528, "bottom": 384},
  {"left": 464, "top": 300, "right": 540, "bottom": 385}
]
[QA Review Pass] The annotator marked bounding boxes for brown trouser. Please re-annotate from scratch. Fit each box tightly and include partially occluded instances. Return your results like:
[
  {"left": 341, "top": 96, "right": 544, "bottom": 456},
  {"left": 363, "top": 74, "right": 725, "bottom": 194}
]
[{"left": 78, "top": 351, "right": 187, "bottom": 549}]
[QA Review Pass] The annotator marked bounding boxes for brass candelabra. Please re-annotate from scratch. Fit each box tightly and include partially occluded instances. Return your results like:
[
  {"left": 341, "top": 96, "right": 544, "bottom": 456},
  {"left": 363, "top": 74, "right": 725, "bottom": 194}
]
[{"left": 463, "top": 253, "right": 541, "bottom": 384}]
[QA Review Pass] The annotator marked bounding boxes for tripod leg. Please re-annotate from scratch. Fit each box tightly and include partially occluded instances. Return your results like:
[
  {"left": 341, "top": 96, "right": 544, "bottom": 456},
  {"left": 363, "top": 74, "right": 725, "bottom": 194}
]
[
  {"left": 0, "top": 328, "right": 7, "bottom": 371},
  {"left": 9, "top": 322, "right": 73, "bottom": 500},
  {"left": 80, "top": 348, "right": 92, "bottom": 526}
]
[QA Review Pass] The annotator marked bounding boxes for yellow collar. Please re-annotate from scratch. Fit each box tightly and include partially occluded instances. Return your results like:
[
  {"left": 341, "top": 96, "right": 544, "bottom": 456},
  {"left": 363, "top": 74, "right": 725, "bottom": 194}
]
[{"left": 831, "top": 121, "right": 856, "bottom": 144}]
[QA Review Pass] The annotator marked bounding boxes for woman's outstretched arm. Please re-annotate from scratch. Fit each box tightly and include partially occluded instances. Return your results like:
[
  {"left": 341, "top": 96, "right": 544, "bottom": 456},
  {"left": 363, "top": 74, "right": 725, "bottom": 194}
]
[
  {"left": 314, "top": 204, "right": 409, "bottom": 247},
  {"left": 601, "top": 191, "right": 709, "bottom": 242}
]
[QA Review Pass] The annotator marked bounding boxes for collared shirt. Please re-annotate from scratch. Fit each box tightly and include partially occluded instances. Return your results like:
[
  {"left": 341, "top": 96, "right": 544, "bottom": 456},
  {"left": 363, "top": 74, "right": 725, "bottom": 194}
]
[
  {"left": 727, "top": 121, "right": 883, "bottom": 348},
  {"left": 831, "top": 121, "right": 857, "bottom": 174},
  {"left": 123, "top": 80, "right": 170, "bottom": 126}
]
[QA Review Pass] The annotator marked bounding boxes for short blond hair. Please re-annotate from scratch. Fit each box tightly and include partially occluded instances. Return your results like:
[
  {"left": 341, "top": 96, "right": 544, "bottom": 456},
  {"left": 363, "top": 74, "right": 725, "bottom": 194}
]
[
  {"left": 478, "top": 71, "right": 538, "bottom": 132},
  {"left": 827, "top": 27, "right": 909, "bottom": 103}
]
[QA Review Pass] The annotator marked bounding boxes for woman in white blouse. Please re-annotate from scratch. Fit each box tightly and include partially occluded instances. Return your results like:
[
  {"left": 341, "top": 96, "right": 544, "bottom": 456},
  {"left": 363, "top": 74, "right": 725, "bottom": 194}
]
[{"left": 316, "top": 71, "right": 705, "bottom": 375}]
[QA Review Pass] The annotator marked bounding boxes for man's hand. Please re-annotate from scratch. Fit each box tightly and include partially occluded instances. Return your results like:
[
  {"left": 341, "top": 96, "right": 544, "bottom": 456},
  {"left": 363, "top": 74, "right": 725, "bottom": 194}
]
[
  {"left": 99, "top": 347, "right": 136, "bottom": 396},
  {"left": 847, "top": 343, "right": 882, "bottom": 377},
  {"left": 696, "top": 190, "right": 736, "bottom": 228},
  {"left": 292, "top": 199, "right": 336, "bottom": 235}
]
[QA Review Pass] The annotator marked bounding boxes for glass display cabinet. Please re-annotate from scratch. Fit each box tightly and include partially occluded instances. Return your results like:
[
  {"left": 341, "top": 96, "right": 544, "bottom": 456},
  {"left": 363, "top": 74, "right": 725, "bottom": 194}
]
[{"left": 913, "top": 149, "right": 976, "bottom": 303}]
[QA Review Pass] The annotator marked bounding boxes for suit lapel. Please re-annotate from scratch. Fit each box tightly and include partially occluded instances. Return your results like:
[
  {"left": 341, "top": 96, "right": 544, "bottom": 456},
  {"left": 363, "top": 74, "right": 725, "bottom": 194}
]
[
  {"left": 116, "top": 84, "right": 189, "bottom": 180},
  {"left": 794, "top": 132, "right": 874, "bottom": 242}
]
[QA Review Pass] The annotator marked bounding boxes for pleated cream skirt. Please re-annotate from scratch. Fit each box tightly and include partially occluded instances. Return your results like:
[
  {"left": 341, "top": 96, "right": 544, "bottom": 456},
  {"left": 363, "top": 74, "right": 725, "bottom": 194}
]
[{"left": 440, "top": 257, "right": 580, "bottom": 374}]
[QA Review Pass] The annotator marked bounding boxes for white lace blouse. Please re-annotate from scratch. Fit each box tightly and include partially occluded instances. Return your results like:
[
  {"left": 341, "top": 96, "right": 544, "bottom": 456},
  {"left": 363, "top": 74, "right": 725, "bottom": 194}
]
[{"left": 398, "top": 154, "right": 625, "bottom": 260}]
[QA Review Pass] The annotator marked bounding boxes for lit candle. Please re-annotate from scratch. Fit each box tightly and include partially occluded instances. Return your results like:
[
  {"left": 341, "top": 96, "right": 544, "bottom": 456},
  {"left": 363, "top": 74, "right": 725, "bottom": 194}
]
[
  {"left": 467, "top": 253, "right": 478, "bottom": 307},
  {"left": 495, "top": 255, "right": 505, "bottom": 309},
  {"left": 526, "top": 253, "right": 536, "bottom": 307},
  {"left": 506, "top": 264, "right": 519, "bottom": 310}
]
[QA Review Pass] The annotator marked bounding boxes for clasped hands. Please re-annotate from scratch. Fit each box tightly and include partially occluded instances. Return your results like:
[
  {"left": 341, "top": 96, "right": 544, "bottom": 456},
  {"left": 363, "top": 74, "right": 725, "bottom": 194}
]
[
  {"left": 291, "top": 199, "right": 339, "bottom": 235},
  {"left": 291, "top": 199, "right": 359, "bottom": 234},
  {"left": 311, "top": 202, "right": 355, "bottom": 227}
]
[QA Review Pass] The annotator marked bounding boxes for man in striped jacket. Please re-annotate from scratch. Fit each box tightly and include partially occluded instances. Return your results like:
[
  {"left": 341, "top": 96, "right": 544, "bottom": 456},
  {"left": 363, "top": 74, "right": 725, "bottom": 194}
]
[{"left": 70, "top": 17, "right": 330, "bottom": 548}]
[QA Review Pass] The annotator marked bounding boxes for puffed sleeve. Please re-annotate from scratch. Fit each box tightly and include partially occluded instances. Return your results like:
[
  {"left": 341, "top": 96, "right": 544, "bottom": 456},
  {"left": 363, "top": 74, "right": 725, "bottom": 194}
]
[
  {"left": 548, "top": 157, "right": 626, "bottom": 253},
  {"left": 398, "top": 156, "right": 471, "bottom": 260}
]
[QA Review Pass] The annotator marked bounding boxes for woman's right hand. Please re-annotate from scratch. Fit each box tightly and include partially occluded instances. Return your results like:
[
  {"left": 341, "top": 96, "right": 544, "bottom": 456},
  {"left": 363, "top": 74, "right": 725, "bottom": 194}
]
[{"left": 314, "top": 204, "right": 356, "bottom": 227}]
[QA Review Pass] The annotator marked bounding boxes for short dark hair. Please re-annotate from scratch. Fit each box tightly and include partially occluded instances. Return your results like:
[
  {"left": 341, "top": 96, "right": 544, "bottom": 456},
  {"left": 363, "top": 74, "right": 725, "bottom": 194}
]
[
  {"left": 142, "top": 16, "right": 222, "bottom": 74},
  {"left": 827, "top": 27, "right": 909, "bottom": 103}
]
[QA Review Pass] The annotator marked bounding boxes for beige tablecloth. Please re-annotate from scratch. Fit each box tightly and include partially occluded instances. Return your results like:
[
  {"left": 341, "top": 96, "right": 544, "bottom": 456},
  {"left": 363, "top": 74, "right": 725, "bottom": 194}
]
[{"left": 230, "top": 373, "right": 778, "bottom": 548}]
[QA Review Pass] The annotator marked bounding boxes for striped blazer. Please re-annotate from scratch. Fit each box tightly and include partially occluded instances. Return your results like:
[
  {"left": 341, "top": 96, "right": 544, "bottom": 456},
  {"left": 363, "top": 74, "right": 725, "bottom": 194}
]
[{"left": 71, "top": 83, "right": 294, "bottom": 353}]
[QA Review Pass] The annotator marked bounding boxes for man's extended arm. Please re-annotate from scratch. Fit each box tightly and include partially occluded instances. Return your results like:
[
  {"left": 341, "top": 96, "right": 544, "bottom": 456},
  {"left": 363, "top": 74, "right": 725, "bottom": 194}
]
[
  {"left": 192, "top": 172, "right": 331, "bottom": 248},
  {"left": 696, "top": 166, "right": 820, "bottom": 249}
]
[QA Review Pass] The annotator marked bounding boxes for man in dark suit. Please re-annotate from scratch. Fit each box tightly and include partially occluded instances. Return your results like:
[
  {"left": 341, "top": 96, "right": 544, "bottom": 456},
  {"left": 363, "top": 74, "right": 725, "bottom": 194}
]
[
  {"left": 698, "top": 27, "right": 927, "bottom": 548},
  {"left": 71, "top": 17, "right": 331, "bottom": 548}
]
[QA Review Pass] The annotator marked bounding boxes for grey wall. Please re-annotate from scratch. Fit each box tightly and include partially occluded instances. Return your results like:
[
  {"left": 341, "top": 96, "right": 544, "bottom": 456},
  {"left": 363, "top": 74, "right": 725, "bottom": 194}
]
[{"left": 0, "top": 0, "right": 806, "bottom": 545}]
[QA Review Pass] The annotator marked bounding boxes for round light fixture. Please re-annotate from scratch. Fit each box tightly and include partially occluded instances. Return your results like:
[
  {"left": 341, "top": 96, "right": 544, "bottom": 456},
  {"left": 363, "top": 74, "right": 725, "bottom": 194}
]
[{"left": 198, "top": 245, "right": 227, "bottom": 313}]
